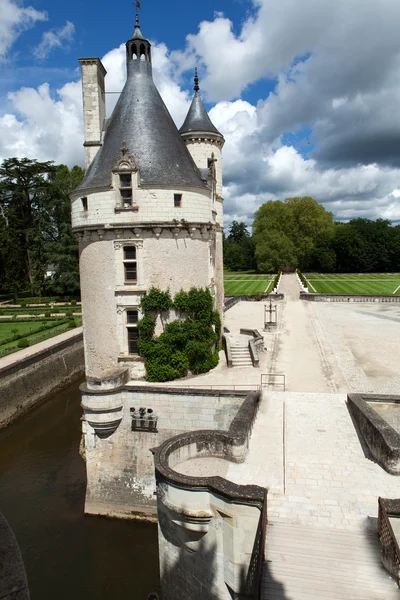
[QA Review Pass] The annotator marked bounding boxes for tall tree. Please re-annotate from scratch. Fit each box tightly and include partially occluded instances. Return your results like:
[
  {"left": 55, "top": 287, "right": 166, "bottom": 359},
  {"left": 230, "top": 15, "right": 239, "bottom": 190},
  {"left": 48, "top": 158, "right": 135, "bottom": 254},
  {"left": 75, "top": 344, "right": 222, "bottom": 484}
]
[
  {"left": 252, "top": 197, "right": 335, "bottom": 271},
  {"left": 223, "top": 221, "right": 256, "bottom": 271},
  {"left": 0, "top": 158, "right": 55, "bottom": 294},
  {"left": 0, "top": 158, "right": 84, "bottom": 296},
  {"left": 46, "top": 164, "right": 84, "bottom": 294}
]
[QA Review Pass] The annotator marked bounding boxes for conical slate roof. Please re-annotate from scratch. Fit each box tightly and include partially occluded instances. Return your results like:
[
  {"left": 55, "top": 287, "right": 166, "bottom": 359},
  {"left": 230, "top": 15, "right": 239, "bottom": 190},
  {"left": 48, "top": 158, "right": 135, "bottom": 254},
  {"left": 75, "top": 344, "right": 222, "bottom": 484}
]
[
  {"left": 77, "top": 55, "right": 206, "bottom": 193},
  {"left": 179, "top": 92, "right": 222, "bottom": 136}
]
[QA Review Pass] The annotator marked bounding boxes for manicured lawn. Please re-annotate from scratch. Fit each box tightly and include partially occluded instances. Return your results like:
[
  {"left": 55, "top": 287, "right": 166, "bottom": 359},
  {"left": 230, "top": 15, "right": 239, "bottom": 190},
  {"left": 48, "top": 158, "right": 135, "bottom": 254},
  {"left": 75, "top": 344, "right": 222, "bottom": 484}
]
[
  {"left": 304, "top": 273, "right": 400, "bottom": 295},
  {"left": 224, "top": 272, "right": 274, "bottom": 295},
  {"left": 0, "top": 321, "right": 50, "bottom": 344},
  {"left": 0, "top": 318, "right": 81, "bottom": 354}
]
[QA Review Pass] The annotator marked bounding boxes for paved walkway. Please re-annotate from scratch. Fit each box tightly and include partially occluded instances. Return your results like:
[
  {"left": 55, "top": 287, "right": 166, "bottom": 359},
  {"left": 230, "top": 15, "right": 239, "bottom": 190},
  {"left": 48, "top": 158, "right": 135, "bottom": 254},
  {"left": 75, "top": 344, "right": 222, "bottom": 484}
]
[
  {"left": 264, "top": 521, "right": 399, "bottom": 599},
  {"left": 176, "top": 274, "right": 400, "bottom": 598}
]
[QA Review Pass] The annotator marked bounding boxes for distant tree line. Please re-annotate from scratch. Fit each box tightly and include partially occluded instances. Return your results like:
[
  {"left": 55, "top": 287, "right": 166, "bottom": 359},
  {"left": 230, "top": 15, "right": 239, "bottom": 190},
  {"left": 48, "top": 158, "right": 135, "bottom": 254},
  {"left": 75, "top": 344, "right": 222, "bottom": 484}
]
[
  {"left": 0, "top": 158, "right": 84, "bottom": 298},
  {"left": 224, "top": 197, "right": 400, "bottom": 273}
]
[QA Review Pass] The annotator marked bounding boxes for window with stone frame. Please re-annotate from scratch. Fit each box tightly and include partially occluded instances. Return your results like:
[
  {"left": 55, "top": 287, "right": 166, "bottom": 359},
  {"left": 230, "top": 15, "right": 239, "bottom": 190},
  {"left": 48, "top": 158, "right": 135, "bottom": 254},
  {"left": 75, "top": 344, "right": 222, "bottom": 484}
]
[
  {"left": 126, "top": 309, "right": 139, "bottom": 354},
  {"left": 123, "top": 246, "right": 137, "bottom": 284},
  {"left": 120, "top": 173, "right": 133, "bottom": 207},
  {"left": 174, "top": 193, "right": 182, "bottom": 207}
]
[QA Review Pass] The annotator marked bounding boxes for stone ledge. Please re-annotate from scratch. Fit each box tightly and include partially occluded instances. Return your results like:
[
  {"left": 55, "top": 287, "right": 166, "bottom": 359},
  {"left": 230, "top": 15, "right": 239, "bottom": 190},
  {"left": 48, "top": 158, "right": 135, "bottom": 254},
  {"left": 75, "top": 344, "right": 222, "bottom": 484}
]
[
  {"left": 225, "top": 294, "right": 284, "bottom": 311},
  {"left": 81, "top": 383, "right": 250, "bottom": 397},
  {"left": 347, "top": 393, "right": 400, "bottom": 474},
  {"left": 152, "top": 391, "right": 265, "bottom": 505},
  {"left": 301, "top": 292, "right": 400, "bottom": 303},
  {"left": 0, "top": 329, "right": 83, "bottom": 378}
]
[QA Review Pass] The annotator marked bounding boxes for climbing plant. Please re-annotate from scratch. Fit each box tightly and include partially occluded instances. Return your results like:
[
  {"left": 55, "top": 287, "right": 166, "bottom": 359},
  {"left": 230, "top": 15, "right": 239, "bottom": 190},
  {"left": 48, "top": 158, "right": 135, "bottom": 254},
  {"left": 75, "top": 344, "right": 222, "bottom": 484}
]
[{"left": 138, "top": 287, "right": 220, "bottom": 382}]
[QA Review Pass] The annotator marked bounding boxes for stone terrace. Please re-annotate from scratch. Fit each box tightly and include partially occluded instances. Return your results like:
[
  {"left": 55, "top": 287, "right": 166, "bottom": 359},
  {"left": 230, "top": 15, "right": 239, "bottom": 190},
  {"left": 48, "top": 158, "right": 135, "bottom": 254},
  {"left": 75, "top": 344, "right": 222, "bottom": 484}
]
[{"left": 174, "top": 274, "right": 400, "bottom": 598}]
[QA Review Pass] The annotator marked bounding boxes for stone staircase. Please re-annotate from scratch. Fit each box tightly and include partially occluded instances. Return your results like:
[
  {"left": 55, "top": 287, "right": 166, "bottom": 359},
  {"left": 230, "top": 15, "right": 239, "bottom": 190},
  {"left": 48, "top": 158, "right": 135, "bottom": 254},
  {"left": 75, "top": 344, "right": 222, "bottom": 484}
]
[{"left": 230, "top": 344, "right": 253, "bottom": 367}]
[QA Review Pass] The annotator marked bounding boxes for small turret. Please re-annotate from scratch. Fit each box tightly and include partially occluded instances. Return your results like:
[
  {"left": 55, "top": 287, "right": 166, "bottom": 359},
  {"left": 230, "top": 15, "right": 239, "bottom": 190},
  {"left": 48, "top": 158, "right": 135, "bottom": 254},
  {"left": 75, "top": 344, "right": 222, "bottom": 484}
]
[
  {"left": 180, "top": 70, "right": 225, "bottom": 199},
  {"left": 180, "top": 69, "right": 223, "bottom": 137},
  {"left": 126, "top": 13, "right": 152, "bottom": 65}
]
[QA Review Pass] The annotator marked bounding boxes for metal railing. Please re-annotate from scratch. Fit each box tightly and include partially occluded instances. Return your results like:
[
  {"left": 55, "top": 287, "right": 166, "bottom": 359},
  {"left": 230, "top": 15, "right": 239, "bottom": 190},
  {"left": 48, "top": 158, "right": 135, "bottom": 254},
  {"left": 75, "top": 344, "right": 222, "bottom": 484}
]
[
  {"left": 245, "top": 490, "right": 268, "bottom": 598},
  {"left": 260, "top": 373, "right": 286, "bottom": 391},
  {"left": 378, "top": 498, "right": 400, "bottom": 584}
]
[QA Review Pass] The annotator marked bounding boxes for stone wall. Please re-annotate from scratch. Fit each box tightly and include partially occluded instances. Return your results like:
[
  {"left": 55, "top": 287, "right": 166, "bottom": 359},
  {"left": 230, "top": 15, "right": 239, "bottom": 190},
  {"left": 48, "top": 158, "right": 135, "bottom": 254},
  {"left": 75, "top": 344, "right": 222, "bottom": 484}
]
[
  {"left": 153, "top": 391, "right": 267, "bottom": 600},
  {"left": 78, "top": 228, "right": 221, "bottom": 380},
  {"left": 301, "top": 292, "right": 400, "bottom": 303},
  {"left": 81, "top": 386, "right": 248, "bottom": 519},
  {"left": 347, "top": 393, "right": 400, "bottom": 474},
  {"left": 0, "top": 331, "right": 84, "bottom": 429}
]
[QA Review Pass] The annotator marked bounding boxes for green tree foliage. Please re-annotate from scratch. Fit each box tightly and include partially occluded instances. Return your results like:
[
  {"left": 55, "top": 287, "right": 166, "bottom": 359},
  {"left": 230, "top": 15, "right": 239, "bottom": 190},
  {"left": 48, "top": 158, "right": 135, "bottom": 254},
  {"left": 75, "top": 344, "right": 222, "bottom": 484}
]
[
  {"left": 333, "top": 219, "right": 393, "bottom": 273},
  {"left": 252, "top": 197, "right": 335, "bottom": 272},
  {"left": 223, "top": 220, "right": 256, "bottom": 271},
  {"left": 46, "top": 164, "right": 84, "bottom": 294},
  {"left": 0, "top": 158, "right": 83, "bottom": 296}
]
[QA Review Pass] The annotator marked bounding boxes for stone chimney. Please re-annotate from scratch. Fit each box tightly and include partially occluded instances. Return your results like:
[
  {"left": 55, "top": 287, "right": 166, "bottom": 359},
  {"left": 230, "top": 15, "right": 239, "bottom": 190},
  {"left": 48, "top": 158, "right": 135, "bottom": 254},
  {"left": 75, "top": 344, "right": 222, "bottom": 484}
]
[{"left": 78, "top": 58, "right": 107, "bottom": 170}]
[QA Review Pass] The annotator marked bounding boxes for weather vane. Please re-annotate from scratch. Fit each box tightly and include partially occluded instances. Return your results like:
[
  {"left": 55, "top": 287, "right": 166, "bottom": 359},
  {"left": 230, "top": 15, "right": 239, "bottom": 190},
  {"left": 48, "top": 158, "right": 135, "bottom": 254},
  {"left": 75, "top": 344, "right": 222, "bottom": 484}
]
[{"left": 133, "top": 1, "right": 141, "bottom": 16}]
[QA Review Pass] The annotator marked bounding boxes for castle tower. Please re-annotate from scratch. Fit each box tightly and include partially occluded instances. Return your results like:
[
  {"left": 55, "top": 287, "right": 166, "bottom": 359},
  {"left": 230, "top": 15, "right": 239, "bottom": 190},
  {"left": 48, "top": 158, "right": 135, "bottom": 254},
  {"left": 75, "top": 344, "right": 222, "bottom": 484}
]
[
  {"left": 70, "top": 15, "right": 226, "bottom": 517},
  {"left": 179, "top": 70, "right": 225, "bottom": 315}
]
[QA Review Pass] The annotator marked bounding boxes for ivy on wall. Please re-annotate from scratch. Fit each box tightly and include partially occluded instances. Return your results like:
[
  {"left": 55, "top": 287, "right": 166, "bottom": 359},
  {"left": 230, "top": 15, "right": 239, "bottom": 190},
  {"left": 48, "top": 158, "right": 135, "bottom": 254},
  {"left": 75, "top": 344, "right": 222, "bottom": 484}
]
[{"left": 138, "top": 287, "right": 221, "bottom": 382}]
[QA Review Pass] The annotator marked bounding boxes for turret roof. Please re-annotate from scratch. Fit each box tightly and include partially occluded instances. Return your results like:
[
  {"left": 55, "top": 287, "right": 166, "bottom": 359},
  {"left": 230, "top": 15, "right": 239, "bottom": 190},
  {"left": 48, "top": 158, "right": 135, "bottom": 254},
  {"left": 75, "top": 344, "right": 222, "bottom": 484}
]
[
  {"left": 179, "top": 70, "right": 223, "bottom": 137},
  {"left": 76, "top": 24, "right": 207, "bottom": 194}
]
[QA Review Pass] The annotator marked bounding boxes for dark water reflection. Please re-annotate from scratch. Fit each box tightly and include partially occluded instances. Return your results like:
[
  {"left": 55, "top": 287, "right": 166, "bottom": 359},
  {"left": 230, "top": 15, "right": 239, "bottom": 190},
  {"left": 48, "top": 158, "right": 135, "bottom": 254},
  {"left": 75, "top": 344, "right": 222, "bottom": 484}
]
[{"left": 0, "top": 381, "right": 160, "bottom": 599}]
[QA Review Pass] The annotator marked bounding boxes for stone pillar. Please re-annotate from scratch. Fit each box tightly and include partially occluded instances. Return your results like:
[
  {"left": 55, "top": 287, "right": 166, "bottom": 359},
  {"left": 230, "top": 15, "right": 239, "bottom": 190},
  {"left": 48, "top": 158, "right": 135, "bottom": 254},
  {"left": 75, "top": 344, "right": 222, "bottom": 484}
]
[{"left": 78, "top": 58, "right": 107, "bottom": 169}]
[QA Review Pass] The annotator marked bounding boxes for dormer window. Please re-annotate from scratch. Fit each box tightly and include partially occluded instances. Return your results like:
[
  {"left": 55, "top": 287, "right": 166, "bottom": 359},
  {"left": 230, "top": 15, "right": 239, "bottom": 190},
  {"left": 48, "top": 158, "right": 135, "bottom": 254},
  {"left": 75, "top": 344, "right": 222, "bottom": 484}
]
[
  {"left": 112, "top": 142, "right": 138, "bottom": 211},
  {"left": 120, "top": 174, "right": 132, "bottom": 207}
]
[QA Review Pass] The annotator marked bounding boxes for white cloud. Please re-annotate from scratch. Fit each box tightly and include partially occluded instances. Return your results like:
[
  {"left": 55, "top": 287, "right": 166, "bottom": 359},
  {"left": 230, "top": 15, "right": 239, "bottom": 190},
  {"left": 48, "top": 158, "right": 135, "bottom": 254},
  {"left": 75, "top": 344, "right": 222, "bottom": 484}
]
[
  {"left": 0, "top": 0, "right": 47, "bottom": 59},
  {"left": 34, "top": 20, "right": 75, "bottom": 60}
]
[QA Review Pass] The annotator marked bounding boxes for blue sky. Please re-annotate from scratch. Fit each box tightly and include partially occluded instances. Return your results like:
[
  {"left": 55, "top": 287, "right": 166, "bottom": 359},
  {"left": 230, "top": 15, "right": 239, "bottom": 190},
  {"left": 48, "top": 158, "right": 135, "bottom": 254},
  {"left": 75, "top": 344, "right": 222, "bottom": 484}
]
[{"left": 1, "top": 0, "right": 400, "bottom": 225}]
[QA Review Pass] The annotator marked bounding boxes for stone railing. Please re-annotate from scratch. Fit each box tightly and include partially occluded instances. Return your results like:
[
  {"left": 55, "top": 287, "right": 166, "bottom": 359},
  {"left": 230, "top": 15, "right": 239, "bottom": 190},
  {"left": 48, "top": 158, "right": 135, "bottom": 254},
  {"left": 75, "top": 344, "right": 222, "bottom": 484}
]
[
  {"left": 378, "top": 497, "right": 400, "bottom": 585},
  {"left": 153, "top": 391, "right": 267, "bottom": 600},
  {"left": 225, "top": 293, "right": 284, "bottom": 311},
  {"left": 347, "top": 393, "right": 400, "bottom": 474},
  {"left": 301, "top": 292, "right": 400, "bottom": 303},
  {"left": 222, "top": 334, "right": 233, "bottom": 367},
  {"left": 240, "top": 328, "right": 264, "bottom": 368}
]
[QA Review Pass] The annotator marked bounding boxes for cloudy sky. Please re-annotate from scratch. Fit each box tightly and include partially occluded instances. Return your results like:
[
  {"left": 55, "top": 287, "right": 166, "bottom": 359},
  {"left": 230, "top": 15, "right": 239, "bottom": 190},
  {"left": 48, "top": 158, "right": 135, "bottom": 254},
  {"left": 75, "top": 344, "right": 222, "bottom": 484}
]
[{"left": 1, "top": 0, "right": 400, "bottom": 226}]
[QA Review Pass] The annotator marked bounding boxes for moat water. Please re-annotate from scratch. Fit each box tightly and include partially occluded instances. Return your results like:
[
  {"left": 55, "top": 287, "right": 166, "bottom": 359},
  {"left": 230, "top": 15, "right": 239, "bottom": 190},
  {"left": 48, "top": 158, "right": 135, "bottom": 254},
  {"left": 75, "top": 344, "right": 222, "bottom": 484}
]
[{"left": 0, "top": 381, "right": 160, "bottom": 599}]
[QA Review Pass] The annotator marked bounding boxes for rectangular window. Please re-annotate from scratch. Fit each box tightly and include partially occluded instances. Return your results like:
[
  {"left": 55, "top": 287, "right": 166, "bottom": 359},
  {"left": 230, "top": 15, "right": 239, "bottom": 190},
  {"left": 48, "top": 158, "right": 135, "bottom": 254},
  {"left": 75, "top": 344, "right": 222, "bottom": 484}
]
[
  {"left": 124, "top": 247, "right": 136, "bottom": 260},
  {"left": 127, "top": 310, "right": 139, "bottom": 354},
  {"left": 174, "top": 193, "right": 182, "bottom": 207},
  {"left": 81, "top": 197, "right": 88, "bottom": 211},
  {"left": 123, "top": 246, "right": 137, "bottom": 284},
  {"left": 120, "top": 174, "right": 132, "bottom": 207},
  {"left": 120, "top": 174, "right": 131, "bottom": 188}
]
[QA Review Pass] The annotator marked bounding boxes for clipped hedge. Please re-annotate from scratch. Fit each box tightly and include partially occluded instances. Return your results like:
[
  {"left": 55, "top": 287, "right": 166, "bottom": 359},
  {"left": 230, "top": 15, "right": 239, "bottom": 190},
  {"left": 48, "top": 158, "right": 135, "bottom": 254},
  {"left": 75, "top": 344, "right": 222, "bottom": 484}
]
[
  {"left": 296, "top": 268, "right": 308, "bottom": 287},
  {"left": 139, "top": 287, "right": 220, "bottom": 382}
]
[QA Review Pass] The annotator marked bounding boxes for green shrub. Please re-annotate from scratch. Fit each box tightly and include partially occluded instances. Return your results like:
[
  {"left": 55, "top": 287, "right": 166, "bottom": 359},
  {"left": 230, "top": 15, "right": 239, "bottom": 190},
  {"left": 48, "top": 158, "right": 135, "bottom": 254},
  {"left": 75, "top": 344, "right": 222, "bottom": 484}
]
[
  {"left": 71, "top": 300, "right": 77, "bottom": 306},
  {"left": 66, "top": 311, "right": 73, "bottom": 318},
  {"left": 17, "top": 338, "right": 29, "bottom": 348},
  {"left": 67, "top": 320, "right": 76, "bottom": 328},
  {"left": 141, "top": 287, "right": 173, "bottom": 313},
  {"left": 138, "top": 316, "right": 156, "bottom": 339},
  {"left": 11, "top": 328, "right": 18, "bottom": 335},
  {"left": 44, "top": 311, "right": 51, "bottom": 318},
  {"left": 139, "top": 287, "right": 219, "bottom": 382}
]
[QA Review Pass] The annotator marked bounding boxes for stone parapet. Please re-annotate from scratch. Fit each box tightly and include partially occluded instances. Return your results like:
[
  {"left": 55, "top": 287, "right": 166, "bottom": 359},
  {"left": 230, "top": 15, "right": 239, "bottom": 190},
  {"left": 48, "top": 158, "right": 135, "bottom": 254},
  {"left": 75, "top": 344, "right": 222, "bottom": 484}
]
[
  {"left": 347, "top": 393, "right": 400, "bottom": 474},
  {"left": 152, "top": 391, "right": 267, "bottom": 599},
  {"left": 0, "top": 330, "right": 84, "bottom": 428},
  {"left": 301, "top": 292, "right": 400, "bottom": 303}
]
